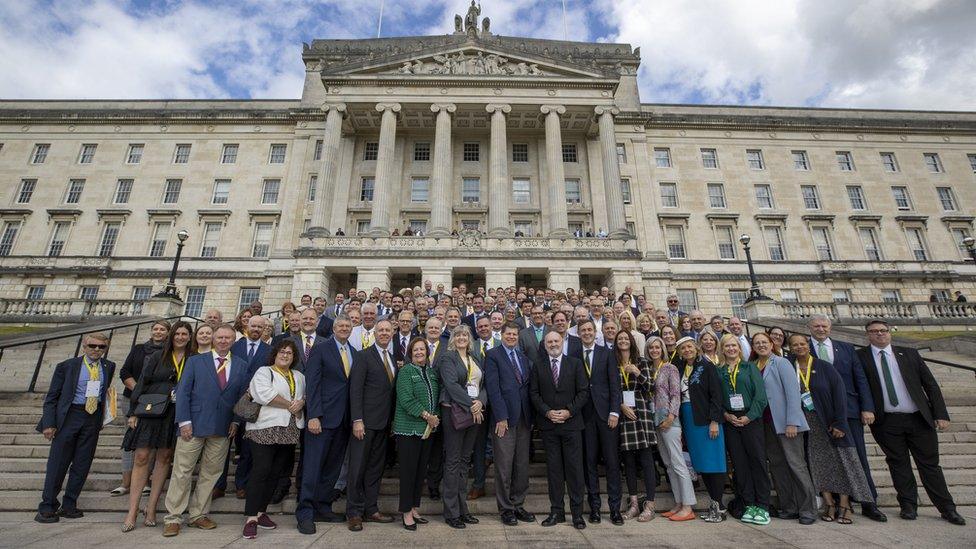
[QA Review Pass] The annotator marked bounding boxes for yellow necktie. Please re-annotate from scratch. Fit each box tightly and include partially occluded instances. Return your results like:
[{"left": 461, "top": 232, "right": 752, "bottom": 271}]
[
  {"left": 340, "top": 346, "right": 351, "bottom": 378},
  {"left": 383, "top": 350, "right": 394, "bottom": 383},
  {"left": 84, "top": 358, "right": 100, "bottom": 414}
]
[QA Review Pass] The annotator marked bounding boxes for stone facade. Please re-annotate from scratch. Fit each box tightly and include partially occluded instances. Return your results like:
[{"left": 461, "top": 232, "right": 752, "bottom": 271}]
[{"left": 1, "top": 22, "right": 974, "bottom": 318}]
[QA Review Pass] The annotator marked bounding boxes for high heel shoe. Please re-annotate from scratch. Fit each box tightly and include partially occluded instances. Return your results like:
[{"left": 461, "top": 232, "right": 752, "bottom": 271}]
[
  {"left": 121, "top": 521, "right": 135, "bottom": 533},
  {"left": 412, "top": 515, "right": 429, "bottom": 524},
  {"left": 401, "top": 515, "right": 417, "bottom": 531},
  {"left": 142, "top": 508, "right": 157, "bottom": 527}
]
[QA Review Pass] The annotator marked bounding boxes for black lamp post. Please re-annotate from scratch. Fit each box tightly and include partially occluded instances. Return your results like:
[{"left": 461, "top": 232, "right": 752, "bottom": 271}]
[
  {"left": 740, "top": 233, "right": 769, "bottom": 302},
  {"left": 964, "top": 236, "right": 976, "bottom": 263},
  {"left": 154, "top": 229, "right": 190, "bottom": 300}
]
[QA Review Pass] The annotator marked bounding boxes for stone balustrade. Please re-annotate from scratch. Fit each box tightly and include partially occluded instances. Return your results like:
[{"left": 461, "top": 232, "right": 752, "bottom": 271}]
[
  {"left": 0, "top": 298, "right": 147, "bottom": 319},
  {"left": 753, "top": 299, "right": 976, "bottom": 325},
  {"left": 296, "top": 234, "right": 639, "bottom": 258}
]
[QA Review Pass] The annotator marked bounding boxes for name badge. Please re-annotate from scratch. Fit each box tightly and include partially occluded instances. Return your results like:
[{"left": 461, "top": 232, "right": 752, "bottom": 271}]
[
  {"left": 801, "top": 391, "right": 815, "bottom": 412},
  {"left": 467, "top": 384, "right": 479, "bottom": 398},
  {"left": 622, "top": 390, "right": 636, "bottom": 407},
  {"left": 729, "top": 393, "right": 745, "bottom": 411},
  {"left": 85, "top": 380, "right": 101, "bottom": 398},
  {"left": 170, "top": 389, "right": 177, "bottom": 403}
]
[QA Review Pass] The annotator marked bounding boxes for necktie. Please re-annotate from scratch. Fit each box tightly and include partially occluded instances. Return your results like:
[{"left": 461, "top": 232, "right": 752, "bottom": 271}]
[
  {"left": 304, "top": 335, "right": 313, "bottom": 361},
  {"left": 248, "top": 341, "right": 256, "bottom": 360},
  {"left": 216, "top": 356, "right": 228, "bottom": 390},
  {"left": 535, "top": 328, "right": 543, "bottom": 343},
  {"left": 340, "top": 346, "right": 351, "bottom": 378},
  {"left": 879, "top": 350, "right": 899, "bottom": 407},
  {"left": 551, "top": 357, "right": 560, "bottom": 384},
  {"left": 383, "top": 350, "right": 394, "bottom": 383},
  {"left": 817, "top": 342, "right": 831, "bottom": 362},
  {"left": 509, "top": 350, "right": 523, "bottom": 384},
  {"left": 83, "top": 358, "right": 100, "bottom": 414},
  {"left": 401, "top": 336, "right": 408, "bottom": 351},
  {"left": 584, "top": 349, "right": 592, "bottom": 378},
  {"left": 483, "top": 341, "right": 490, "bottom": 356}
]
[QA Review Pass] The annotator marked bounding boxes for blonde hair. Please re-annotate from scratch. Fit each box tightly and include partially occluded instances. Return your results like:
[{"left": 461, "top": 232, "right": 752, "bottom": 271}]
[
  {"left": 698, "top": 328, "right": 720, "bottom": 354},
  {"left": 447, "top": 324, "right": 474, "bottom": 354},
  {"left": 718, "top": 333, "right": 745, "bottom": 365},
  {"left": 617, "top": 309, "right": 637, "bottom": 331},
  {"left": 636, "top": 312, "right": 658, "bottom": 332}
]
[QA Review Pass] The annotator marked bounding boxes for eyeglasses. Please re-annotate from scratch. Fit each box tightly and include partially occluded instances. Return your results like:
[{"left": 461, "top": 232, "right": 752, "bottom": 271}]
[
  {"left": 87, "top": 344, "right": 107, "bottom": 350},
  {"left": 867, "top": 328, "right": 890, "bottom": 334}
]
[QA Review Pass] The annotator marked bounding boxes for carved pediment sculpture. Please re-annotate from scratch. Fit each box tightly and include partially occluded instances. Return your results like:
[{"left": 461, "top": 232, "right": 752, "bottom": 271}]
[{"left": 394, "top": 50, "right": 547, "bottom": 76}]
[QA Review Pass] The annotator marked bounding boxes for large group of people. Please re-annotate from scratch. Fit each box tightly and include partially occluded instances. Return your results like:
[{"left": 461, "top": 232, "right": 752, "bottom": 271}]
[{"left": 34, "top": 281, "right": 967, "bottom": 538}]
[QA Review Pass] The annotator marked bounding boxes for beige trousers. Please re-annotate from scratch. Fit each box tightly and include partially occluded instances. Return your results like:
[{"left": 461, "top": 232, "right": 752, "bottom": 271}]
[{"left": 163, "top": 435, "right": 230, "bottom": 524}]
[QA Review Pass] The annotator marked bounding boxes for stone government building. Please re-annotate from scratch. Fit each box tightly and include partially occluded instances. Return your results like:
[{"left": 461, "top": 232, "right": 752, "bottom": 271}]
[{"left": 1, "top": 13, "right": 974, "bottom": 319}]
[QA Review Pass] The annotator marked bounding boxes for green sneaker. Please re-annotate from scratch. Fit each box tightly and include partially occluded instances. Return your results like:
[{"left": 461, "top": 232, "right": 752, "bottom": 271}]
[
  {"left": 740, "top": 506, "right": 757, "bottom": 524},
  {"left": 752, "top": 508, "right": 771, "bottom": 525}
]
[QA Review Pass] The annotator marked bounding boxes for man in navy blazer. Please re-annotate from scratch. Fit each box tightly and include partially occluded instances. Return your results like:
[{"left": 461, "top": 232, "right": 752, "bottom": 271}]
[
  {"left": 163, "top": 325, "right": 249, "bottom": 536},
  {"left": 540, "top": 310, "right": 583, "bottom": 361},
  {"left": 35, "top": 333, "right": 116, "bottom": 523},
  {"left": 296, "top": 315, "right": 355, "bottom": 534},
  {"left": 807, "top": 315, "right": 886, "bottom": 522},
  {"left": 484, "top": 322, "right": 536, "bottom": 526},
  {"left": 461, "top": 295, "right": 488, "bottom": 333}
]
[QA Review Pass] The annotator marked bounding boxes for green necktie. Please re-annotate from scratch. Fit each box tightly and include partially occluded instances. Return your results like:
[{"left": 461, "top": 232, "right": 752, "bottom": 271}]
[
  {"left": 817, "top": 342, "right": 831, "bottom": 363},
  {"left": 879, "top": 350, "right": 899, "bottom": 407}
]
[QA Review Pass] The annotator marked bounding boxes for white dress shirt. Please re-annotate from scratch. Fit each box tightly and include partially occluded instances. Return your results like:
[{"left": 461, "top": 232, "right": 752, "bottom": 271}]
[
  {"left": 870, "top": 345, "right": 918, "bottom": 414},
  {"left": 812, "top": 337, "right": 835, "bottom": 364}
]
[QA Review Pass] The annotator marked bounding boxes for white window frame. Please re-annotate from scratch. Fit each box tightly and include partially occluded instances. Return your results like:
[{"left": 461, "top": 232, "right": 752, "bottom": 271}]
[
  {"left": 78, "top": 144, "right": 97, "bottom": 164},
  {"left": 512, "top": 178, "right": 531, "bottom": 205},
  {"left": 126, "top": 143, "right": 144, "bottom": 164},
  {"left": 461, "top": 177, "right": 480, "bottom": 203},
  {"left": 616, "top": 143, "right": 627, "bottom": 164},
  {"left": 923, "top": 153, "right": 944, "bottom": 173},
  {"left": 113, "top": 179, "right": 133, "bottom": 204},
  {"left": 251, "top": 222, "right": 274, "bottom": 258},
  {"left": 762, "top": 225, "right": 787, "bottom": 261},
  {"left": 148, "top": 221, "right": 171, "bottom": 257},
  {"left": 30, "top": 143, "right": 50, "bottom": 164},
  {"left": 792, "top": 150, "right": 810, "bottom": 171},
  {"left": 701, "top": 148, "right": 719, "bottom": 169},
  {"left": 707, "top": 183, "right": 727, "bottom": 208},
  {"left": 64, "top": 179, "right": 85, "bottom": 204},
  {"left": 413, "top": 141, "right": 431, "bottom": 162},
  {"left": 211, "top": 179, "right": 231, "bottom": 204},
  {"left": 173, "top": 144, "right": 191, "bottom": 164},
  {"left": 261, "top": 178, "right": 280, "bottom": 205},
  {"left": 936, "top": 187, "right": 957, "bottom": 211},
  {"left": 221, "top": 143, "right": 239, "bottom": 164},
  {"left": 811, "top": 225, "right": 834, "bottom": 261},
  {"left": 410, "top": 177, "right": 430, "bottom": 203},
  {"left": 307, "top": 175, "right": 317, "bottom": 202},
  {"left": 0, "top": 220, "right": 22, "bottom": 256},
  {"left": 564, "top": 179, "right": 582, "bottom": 204},
  {"left": 715, "top": 225, "right": 736, "bottom": 260},
  {"left": 891, "top": 186, "right": 913, "bottom": 211},
  {"left": 16, "top": 179, "right": 36, "bottom": 204},
  {"left": 360, "top": 177, "right": 375, "bottom": 202},
  {"left": 801, "top": 185, "right": 821, "bottom": 210},
  {"left": 48, "top": 221, "right": 72, "bottom": 257},
  {"left": 268, "top": 144, "right": 287, "bottom": 164},
  {"left": 184, "top": 287, "right": 207, "bottom": 317},
  {"left": 665, "top": 224, "right": 686, "bottom": 259},
  {"left": 162, "top": 179, "right": 182, "bottom": 204},
  {"left": 200, "top": 221, "right": 222, "bottom": 258},
  {"left": 904, "top": 226, "right": 929, "bottom": 261},
  {"left": 620, "top": 178, "right": 632, "bottom": 205},
  {"left": 659, "top": 182, "right": 678, "bottom": 208},
  {"left": 654, "top": 148, "right": 672, "bottom": 168},
  {"left": 363, "top": 142, "right": 379, "bottom": 161},
  {"left": 836, "top": 151, "right": 855, "bottom": 171},
  {"left": 98, "top": 221, "right": 121, "bottom": 257},
  {"left": 754, "top": 184, "right": 774, "bottom": 209},
  {"left": 846, "top": 185, "right": 867, "bottom": 210},
  {"left": 858, "top": 226, "right": 883, "bottom": 261},
  {"left": 746, "top": 149, "right": 765, "bottom": 170},
  {"left": 880, "top": 152, "right": 899, "bottom": 172}
]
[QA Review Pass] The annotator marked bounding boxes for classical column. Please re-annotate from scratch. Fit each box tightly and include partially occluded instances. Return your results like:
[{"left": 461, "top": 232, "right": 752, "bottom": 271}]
[
  {"left": 310, "top": 103, "right": 346, "bottom": 234},
  {"left": 541, "top": 104, "right": 570, "bottom": 238},
  {"left": 595, "top": 106, "right": 628, "bottom": 239},
  {"left": 428, "top": 103, "right": 456, "bottom": 237},
  {"left": 368, "top": 102, "right": 401, "bottom": 236},
  {"left": 486, "top": 103, "right": 512, "bottom": 237}
]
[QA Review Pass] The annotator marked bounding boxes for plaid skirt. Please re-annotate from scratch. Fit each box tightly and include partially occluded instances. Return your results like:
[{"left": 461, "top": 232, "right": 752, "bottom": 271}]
[{"left": 619, "top": 390, "right": 657, "bottom": 451}]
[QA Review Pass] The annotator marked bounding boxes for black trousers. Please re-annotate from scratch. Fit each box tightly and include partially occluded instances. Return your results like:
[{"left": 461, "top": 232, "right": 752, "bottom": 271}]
[
  {"left": 846, "top": 419, "right": 878, "bottom": 502},
  {"left": 582, "top": 415, "right": 622, "bottom": 511},
  {"left": 397, "top": 435, "right": 433, "bottom": 513},
  {"left": 245, "top": 442, "right": 295, "bottom": 516},
  {"left": 872, "top": 412, "right": 955, "bottom": 513},
  {"left": 425, "top": 428, "right": 444, "bottom": 493},
  {"left": 541, "top": 429, "right": 584, "bottom": 516},
  {"left": 275, "top": 429, "right": 303, "bottom": 496},
  {"left": 725, "top": 419, "right": 770, "bottom": 509},
  {"left": 702, "top": 473, "right": 726, "bottom": 509},
  {"left": 621, "top": 446, "right": 656, "bottom": 500},
  {"left": 346, "top": 428, "right": 388, "bottom": 518},
  {"left": 39, "top": 405, "right": 101, "bottom": 514},
  {"left": 442, "top": 416, "right": 478, "bottom": 519}
]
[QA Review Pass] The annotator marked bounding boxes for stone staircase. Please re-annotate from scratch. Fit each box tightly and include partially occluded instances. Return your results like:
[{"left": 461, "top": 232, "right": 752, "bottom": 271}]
[{"left": 0, "top": 349, "right": 972, "bottom": 515}]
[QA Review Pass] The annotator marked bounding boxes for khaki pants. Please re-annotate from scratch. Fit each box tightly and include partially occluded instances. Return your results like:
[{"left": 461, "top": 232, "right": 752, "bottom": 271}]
[{"left": 164, "top": 435, "right": 230, "bottom": 524}]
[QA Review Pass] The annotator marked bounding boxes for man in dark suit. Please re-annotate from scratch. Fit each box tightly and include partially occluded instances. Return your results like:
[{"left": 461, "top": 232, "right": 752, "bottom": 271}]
[
  {"left": 346, "top": 319, "right": 397, "bottom": 531},
  {"left": 423, "top": 317, "right": 447, "bottom": 499},
  {"left": 541, "top": 310, "right": 582, "bottom": 361},
  {"left": 531, "top": 331, "right": 590, "bottom": 530},
  {"left": 856, "top": 320, "right": 965, "bottom": 526},
  {"left": 518, "top": 305, "right": 549, "bottom": 367},
  {"left": 808, "top": 315, "right": 885, "bottom": 522},
  {"left": 35, "top": 333, "right": 116, "bottom": 523},
  {"left": 296, "top": 315, "right": 355, "bottom": 534},
  {"left": 577, "top": 320, "right": 623, "bottom": 525},
  {"left": 665, "top": 294, "right": 685, "bottom": 327},
  {"left": 468, "top": 315, "right": 500, "bottom": 499},
  {"left": 462, "top": 295, "right": 487, "bottom": 333},
  {"left": 324, "top": 294, "right": 344, "bottom": 320},
  {"left": 272, "top": 310, "right": 302, "bottom": 346},
  {"left": 392, "top": 310, "right": 419, "bottom": 365},
  {"left": 484, "top": 322, "right": 536, "bottom": 526},
  {"left": 163, "top": 325, "right": 249, "bottom": 537}
]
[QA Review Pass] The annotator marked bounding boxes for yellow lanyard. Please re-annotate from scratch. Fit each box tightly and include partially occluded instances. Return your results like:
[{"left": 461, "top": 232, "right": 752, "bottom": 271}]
[
  {"left": 728, "top": 359, "right": 741, "bottom": 392},
  {"left": 173, "top": 352, "right": 186, "bottom": 381},
  {"left": 273, "top": 366, "right": 296, "bottom": 398},
  {"left": 619, "top": 363, "right": 631, "bottom": 389},
  {"left": 465, "top": 356, "right": 474, "bottom": 383},
  {"left": 83, "top": 356, "right": 100, "bottom": 381},
  {"left": 797, "top": 356, "right": 813, "bottom": 393},
  {"left": 669, "top": 349, "right": 677, "bottom": 364},
  {"left": 706, "top": 353, "right": 719, "bottom": 365}
]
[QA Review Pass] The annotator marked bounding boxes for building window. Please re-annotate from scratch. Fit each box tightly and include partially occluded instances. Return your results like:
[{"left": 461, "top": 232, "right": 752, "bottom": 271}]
[
  {"left": 792, "top": 150, "right": 809, "bottom": 171},
  {"left": 729, "top": 290, "right": 748, "bottom": 318},
  {"left": 312, "top": 140, "right": 323, "bottom": 161},
  {"left": 268, "top": 144, "right": 287, "bottom": 164},
  {"left": 65, "top": 179, "right": 85, "bottom": 204},
  {"left": 360, "top": 177, "right": 375, "bottom": 202},
  {"left": 676, "top": 289, "right": 698, "bottom": 311},
  {"left": 832, "top": 289, "right": 852, "bottom": 303},
  {"left": 780, "top": 289, "right": 800, "bottom": 303},
  {"left": 149, "top": 222, "right": 170, "bottom": 257},
  {"left": 0, "top": 221, "right": 21, "bottom": 256},
  {"left": 716, "top": 225, "right": 736, "bottom": 260},
  {"left": 173, "top": 144, "right": 191, "bottom": 164},
  {"left": 616, "top": 143, "right": 627, "bottom": 164},
  {"left": 801, "top": 185, "right": 821, "bottom": 209},
  {"left": 746, "top": 149, "right": 765, "bottom": 170},
  {"left": 950, "top": 227, "right": 972, "bottom": 260},
  {"left": 561, "top": 143, "right": 578, "bottom": 163},
  {"left": 200, "top": 222, "right": 222, "bottom": 257},
  {"left": 665, "top": 225, "right": 686, "bottom": 259},
  {"left": 79, "top": 286, "right": 99, "bottom": 301},
  {"left": 763, "top": 225, "right": 786, "bottom": 261},
  {"left": 409, "top": 219, "right": 427, "bottom": 234},
  {"left": 462, "top": 177, "right": 480, "bottom": 203},
  {"left": 923, "top": 153, "right": 944, "bottom": 173},
  {"left": 463, "top": 142, "right": 480, "bottom": 162},
  {"left": 512, "top": 178, "right": 530, "bottom": 204},
  {"left": 461, "top": 219, "right": 480, "bottom": 231},
  {"left": 184, "top": 287, "right": 206, "bottom": 317},
  {"left": 881, "top": 290, "right": 901, "bottom": 303},
  {"left": 564, "top": 179, "right": 582, "bottom": 204},
  {"left": 880, "top": 152, "right": 899, "bottom": 172},
  {"left": 30, "top": 143, "right": 50, "bottom": 164},
  {"left": 126, "top": 144, "right": 144, "bottom": 164},
  {"left": 620, "top": 179, "right": 632, "bottom": 204},
  {"left": 891, "top": 186, "right": 913, "bottom": 210},
  {"left": 512, "top": 143, "right": 528, "bottom": 163},
  {"left": 936, "top": 187, "right": 957, "bottom": 211},
  {"left": 307, "top": 175, "right": 317, "bottom": 202},
  {"left": 162, "top": 179, "right": 182, "bottom": 204},
  {"left": 363, "top": 142, "right": 379, "bottom": 161},
  {"left": 847, "top": 185, "right": 866, "bottom": 210},
  {"left": 905, "top": 226, "right": 929, "bottom": 261},
  {"left": 931, "top": 289, "right": 952, "bottom": 303},
  {"left": 27, "top": 286, "right": 45, "bottom": 301},
  {"left": 754, "top": 184, "right": 774, "bottom": 209},
  {"left": 211, "top": 179, "right": 231, "bottom": 204},
  {"left": 261, "top": 179, "right": 280, "bottom": 204},
  {"left": 78, "top": 144, "right": 97, "bottom": 164},
  {"left": 811, "top": 226, "right": 834, "bottom": 260},
  {"left": 113, "top": 179, "right": 133, "bottom": 204},
  {"left": 707, "top": 183, "right": 727, "bottom": 208},
  {"left": 238, "top": 288, "right": 261, "bottom": 313},
  {"left": 968, "top": 153, "right": 976, "bottom": 173},
  {"left": 701, "top": 148, "right": 719, "bottom": 169},
  {"left": 654, "top": 148, "right": 672, "bottom": 168},
  {"left": 836, "top": 151, "right": 855, "bottom": 171},
  {"left": 413, "top": 141, "right": 431, "bottom": 162},
  {"left": 98, "top": 222, "right": 121, "bottom": 257},
  {"left": 132, "top": 286, "right": 152, "bottom": 310},
  {"left": 410, "top": 177, "right": 430, "bottom": 202},
  {"left": 858, "top": 226, "right": 883, "bottom": 261},
  {"left": 514, "top": 220, "right": 532, "bottom": 236},
  {"left": 251, "top": 222, "right": 274, "bottom": 258},
  {"left": 16, "top": 179, "right": 36, "bottom": 204},
  {"left": 659, "top": 182, "right": 678, "bottom": 208},
  {"left": 356, "top": 220, "right": 371, "bottom": 235},
  {"left": 221, "top": 144, "right": 238, "bottom": 164},
  {"left": 48, "top": 221, "right": 71, "bottom": 257}
]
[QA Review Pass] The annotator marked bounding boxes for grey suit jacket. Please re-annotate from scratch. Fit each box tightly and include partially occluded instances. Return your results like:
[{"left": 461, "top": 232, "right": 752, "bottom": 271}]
[
  {"left": 518, "top": 324, "right": 549, "bottom": 367},
  {"left": 762, "top": 354, "right": 809, "bottom": 434},
  {"left": 435, "top": 349, "right": 488, "bottom": 409}
]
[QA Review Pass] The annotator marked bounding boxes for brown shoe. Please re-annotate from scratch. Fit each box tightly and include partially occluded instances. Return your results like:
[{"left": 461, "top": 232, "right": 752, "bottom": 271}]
[
  {"left": 162, "top": 523, "right": 180, "bottom": 537},
  {"left": 366, "top": 512, "right": 394, "bottom": 523},
  {"left": 211, "top": 488, "right": 225, "bottom": 500},
  {"left": 189, "top": 516, "right": 217, "bottom": 530},
  {"left": 347, "top": 516, "right": 363, "bottom": 532},
  {"left": 235, "top": 489, "right": 246, "bottom": 499},
  {"left": 467, "top": 487, "right": 485, "bottom": 500}
]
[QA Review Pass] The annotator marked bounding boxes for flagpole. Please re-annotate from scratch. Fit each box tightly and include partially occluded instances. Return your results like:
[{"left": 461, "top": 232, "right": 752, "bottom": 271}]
[
  {"left": 377, "top": 0, "right": 385, "bottom": 38},
  {"left": 562, "top": 0, "right": 568, "bottom": 41}
]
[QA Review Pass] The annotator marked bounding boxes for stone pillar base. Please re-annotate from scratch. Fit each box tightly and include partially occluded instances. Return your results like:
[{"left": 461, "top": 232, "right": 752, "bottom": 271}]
[
  {"left": 742, "top": 297, "right": 779, "bottom": 322},
  {"left": 485, "top": 267, "right": 516, "bottom": 290},
  {"left": 146, "top": 297, "right": 183, "bottom": 318},
  {"left": 421, "top": 267, "right": 452, "bottom": 290},
  {"left": 606, "top": 267, "right": 642, "bottom": 296},
  {"left": 292, "top": 267, "right": 329, "bottom": 302},
  {"left": 358, "top": 267, "right": 392, "bottom": 292},
  {"left": 548, "top": 268, "right": 580, "bottom": 293}
]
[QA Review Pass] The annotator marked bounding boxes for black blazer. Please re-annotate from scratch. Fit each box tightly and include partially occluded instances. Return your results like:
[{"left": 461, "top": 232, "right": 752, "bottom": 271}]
[
  {"left": 538, "top": 333, "right": 583, "bottom": 365},
  {"left": 38, "top": 356, "right": 117, "bottom": 432},
  {"left": 316, "top": 315, "right": 335, "bottom": 339},
  {"left": 530, "top": 354, "right": 589, "bottom": 432},
  {"left": 804, "top": 357, "right": 855, "bottom": 448},
  {"left": 349, "top": 345, "right": 396, "bottom": 430},
  {"left": 128, "top": 350, "right": 178, "bottom": 416},
  {"left": 119, "top": 341, "right": 162, "bottom": 397},
  {"left": 435, "top": 349, "right": 488, "bottom": 409},
  {"left": 581, "top": 345, "right": 622, "bottom": 422},
  {"left": 856, "top": 346, "right": 949, "bottom": 429},
  {"left": 392, "top": 329, "right": 420, "bottom": 364},
  {"left": 681, "top": 356, "right": 725, "bottom": 427}
]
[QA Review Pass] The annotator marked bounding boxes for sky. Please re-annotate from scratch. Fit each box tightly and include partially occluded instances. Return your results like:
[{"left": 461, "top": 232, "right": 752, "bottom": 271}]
[{"left": 1, "top": 0, "right": 974, "bottom": 110}]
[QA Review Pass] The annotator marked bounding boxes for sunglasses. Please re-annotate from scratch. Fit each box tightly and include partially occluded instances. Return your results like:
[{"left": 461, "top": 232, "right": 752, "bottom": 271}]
[{"left": 87, "top": 344, "right": 107, "bottom": 350}]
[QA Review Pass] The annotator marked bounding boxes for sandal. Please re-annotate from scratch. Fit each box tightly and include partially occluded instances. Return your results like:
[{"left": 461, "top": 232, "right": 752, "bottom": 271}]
[
  {"left": 836, "top": 506, "right": 853, "bottom": 525},
  {"left": 121, "top": 522, "right": 135, "bottom": 533},
  {"left": 110, "top": 486, "right": 129, "bottom": 496},
  {"left": 142, "top": 508, "right": 157, "bottom": 527},
  {"left": 820, "top": 504, "right": 836, "bottom": 522}
]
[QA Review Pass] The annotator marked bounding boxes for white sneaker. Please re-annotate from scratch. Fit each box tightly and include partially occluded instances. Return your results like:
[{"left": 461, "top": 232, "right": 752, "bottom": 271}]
[{"left": 109, "top": 486, "right": 129, "bottom": 496}]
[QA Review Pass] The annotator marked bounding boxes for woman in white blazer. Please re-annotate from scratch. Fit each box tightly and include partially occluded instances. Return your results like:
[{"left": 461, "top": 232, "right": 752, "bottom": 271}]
[{"left": 242, "top": 339, "right": 306, "bottom": 539}]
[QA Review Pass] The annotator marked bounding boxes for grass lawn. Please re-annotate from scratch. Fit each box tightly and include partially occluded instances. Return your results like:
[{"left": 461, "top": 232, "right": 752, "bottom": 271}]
[
  {"left": 0, "top": 326, "right": 43, "bottom": 336},
  {"left": 895, "top": 330, "right": 972, "bottom": 341}
]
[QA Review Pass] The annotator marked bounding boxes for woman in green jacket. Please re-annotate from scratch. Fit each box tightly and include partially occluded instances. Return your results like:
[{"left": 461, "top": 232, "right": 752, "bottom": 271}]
[
  {"left": 717, "top": 334, "right": 771, "bottom": 526},
  {"left": 394, "top": 337, "right": 441, "bottom": 530}
]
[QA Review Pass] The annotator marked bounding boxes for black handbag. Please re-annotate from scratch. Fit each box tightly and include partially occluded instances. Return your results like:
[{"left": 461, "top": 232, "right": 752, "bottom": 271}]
[
  {"left": 450, "top": 403, "right": 475, "bottom": 430},
  {"left": 133, "top": 393, "right": 170, "bottom": 418},
  {"left": 233, "top": 390, "right": 261, "bottom": 423}
]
